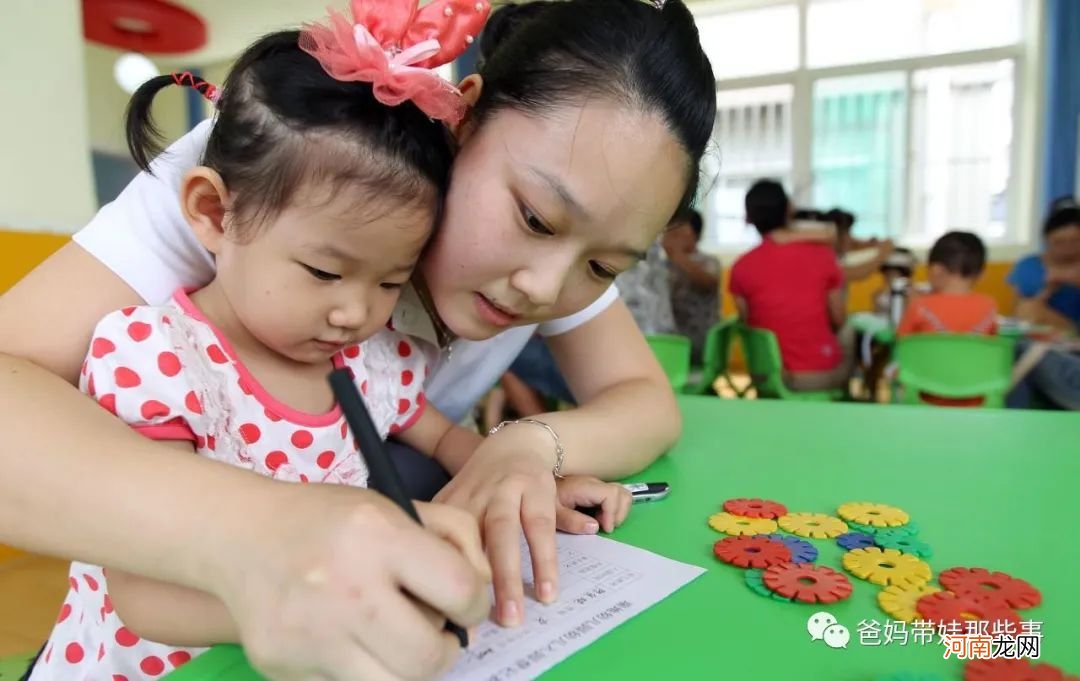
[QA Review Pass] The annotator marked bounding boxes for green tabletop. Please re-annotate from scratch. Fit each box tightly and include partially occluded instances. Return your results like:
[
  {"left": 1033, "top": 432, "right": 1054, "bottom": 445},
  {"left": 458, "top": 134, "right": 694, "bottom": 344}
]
[{"left": 168, "top": 397, "right": 1080, "bottom": 680}]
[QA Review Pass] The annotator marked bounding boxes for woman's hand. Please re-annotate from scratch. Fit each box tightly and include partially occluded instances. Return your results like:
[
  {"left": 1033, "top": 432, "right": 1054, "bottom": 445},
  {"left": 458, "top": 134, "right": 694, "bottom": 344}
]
[
  {"left": 434, "top": 423, "right": 561, "bottom": 627},
  {"left": 554, "top": 476, "right": 632, "bottom": 535},
  {"left": 212, "top": 484, "right": 491, "bottom": 681}
]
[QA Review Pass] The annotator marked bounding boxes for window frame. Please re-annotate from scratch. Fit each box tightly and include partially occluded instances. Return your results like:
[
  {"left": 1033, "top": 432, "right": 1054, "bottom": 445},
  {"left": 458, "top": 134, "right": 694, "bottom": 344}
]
[{"left": 692, "top": 0, "right": 1045, "bottom": 261}]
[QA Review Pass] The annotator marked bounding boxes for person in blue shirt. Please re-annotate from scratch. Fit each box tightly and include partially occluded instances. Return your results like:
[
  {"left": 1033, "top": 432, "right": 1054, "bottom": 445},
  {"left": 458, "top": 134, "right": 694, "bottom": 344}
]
[
  {"left": 1008, "top": 196, "right": 1080, "bottom": 333},
  {"left": 1006, "top": 197, "right": 1080, "bottom": 410}
]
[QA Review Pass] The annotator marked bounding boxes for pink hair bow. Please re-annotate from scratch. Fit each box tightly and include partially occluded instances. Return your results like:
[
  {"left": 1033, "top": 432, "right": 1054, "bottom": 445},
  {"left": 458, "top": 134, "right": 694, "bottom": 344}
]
[{"left": 300, "top": 0, "right": 490, "bottom": 123}]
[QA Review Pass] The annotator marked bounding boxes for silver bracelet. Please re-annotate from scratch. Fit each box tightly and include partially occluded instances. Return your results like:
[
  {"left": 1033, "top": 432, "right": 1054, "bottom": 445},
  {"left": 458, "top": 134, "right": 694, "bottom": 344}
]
[{"left": 488, "top": 418, "right": 566, "bottom": 478}]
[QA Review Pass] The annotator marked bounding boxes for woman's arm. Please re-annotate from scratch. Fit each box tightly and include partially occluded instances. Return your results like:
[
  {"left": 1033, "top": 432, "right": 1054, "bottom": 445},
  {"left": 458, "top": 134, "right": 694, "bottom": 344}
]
[
  {"left": 434, "top": 300, "right": 679, "bottom": 626},
  {"left": 533, "top": 298, "right": 680, "bottom": 477},
  {"left": 1014, "top": 293, "right": 1078, "bottom": 333},
  {"left": 842, "top": 242, "right": 894, "bottom": 283},
  {"left": 0, "top": 243, "right": 490, "bottom": 681}
]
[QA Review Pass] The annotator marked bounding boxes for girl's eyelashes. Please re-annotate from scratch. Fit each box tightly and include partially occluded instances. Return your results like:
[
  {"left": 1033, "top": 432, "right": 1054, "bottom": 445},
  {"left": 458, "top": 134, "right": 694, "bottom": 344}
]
[{"left": 301, "top": 263, "right": 341, "bottom": 281}]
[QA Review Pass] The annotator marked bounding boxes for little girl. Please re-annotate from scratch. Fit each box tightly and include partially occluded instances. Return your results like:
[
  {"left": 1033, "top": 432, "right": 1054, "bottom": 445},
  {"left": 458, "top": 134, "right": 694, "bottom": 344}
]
[{"left": 30, "top": 3, "right": 629, "bottom": 678}]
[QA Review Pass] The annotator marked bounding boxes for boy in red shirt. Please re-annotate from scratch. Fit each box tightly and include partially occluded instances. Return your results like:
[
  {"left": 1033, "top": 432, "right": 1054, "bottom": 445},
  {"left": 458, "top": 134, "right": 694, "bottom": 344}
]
[
  {"left": 896, "top": 231, "right": 998, "bottom": 336},
  {"left": 729, "top": 180, "right": 854, "bottom": 392}
]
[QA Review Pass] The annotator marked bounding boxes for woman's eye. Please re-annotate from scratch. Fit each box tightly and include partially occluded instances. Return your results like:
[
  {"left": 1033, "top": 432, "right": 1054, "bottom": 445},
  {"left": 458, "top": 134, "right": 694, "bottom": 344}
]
[
  {"left": 589, "top": 261, "right": 617, "bottom": 280},
  {"left": 302, "top": 264, "right": 340, "bottom": 281},
  {"left": 522, "top": 206, "right": 554, "bottom": 236},
  {"left": 380, "top": 282, "right": 405, "bottom": 290}
]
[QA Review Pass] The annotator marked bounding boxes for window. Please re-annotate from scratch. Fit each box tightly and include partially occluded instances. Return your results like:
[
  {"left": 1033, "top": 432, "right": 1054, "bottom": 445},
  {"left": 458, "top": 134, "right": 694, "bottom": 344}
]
[
  {"left": 807, "top": 0, "right": 1023, "bottom": 68},
  {"left": 694, "top": 0, "right": 1036, "bottom": 252},
  {"left": 696, "top": 5, "right": 799, "bottom": 80},
  {"left": 707, "top": 85, "right": 793, "bottom": 246}
]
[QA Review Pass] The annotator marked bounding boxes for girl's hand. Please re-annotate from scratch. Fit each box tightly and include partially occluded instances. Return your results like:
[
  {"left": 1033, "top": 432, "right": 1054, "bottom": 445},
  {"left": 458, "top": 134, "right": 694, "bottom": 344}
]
[
  {"left": 213, "top": 484, "right": 491, "bottom": 681},
  {"left": 554, "top": 476, "right": 633, "bottom": 535},
  {"left": 433, "top": 423, "right": 560, "bottom": 628}
]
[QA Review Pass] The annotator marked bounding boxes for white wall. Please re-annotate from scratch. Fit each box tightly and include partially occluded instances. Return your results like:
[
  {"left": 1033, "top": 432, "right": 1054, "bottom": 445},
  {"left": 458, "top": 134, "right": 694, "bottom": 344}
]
[
  {"left": 84, "top": 43, "right": 188, "bottom": 157},
  {"left": 0, "top": 0, "right": 96, "bottom": 233}
]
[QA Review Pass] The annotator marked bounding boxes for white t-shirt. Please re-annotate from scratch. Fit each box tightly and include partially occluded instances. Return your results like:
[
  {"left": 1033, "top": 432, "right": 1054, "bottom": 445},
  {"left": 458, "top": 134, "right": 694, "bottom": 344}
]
[{"left": 73, "top": 120, "right": 617, "bottom": 423}]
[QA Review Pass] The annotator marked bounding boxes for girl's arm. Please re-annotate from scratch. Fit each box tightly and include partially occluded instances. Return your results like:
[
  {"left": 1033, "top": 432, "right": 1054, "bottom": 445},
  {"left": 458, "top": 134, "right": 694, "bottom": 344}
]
[
  {"left": 104, "top": 441, "right": 240, "bottom": 647},
  {"left": 107, "top": 570, "right": 238, "bottom": 647},
  {"left": 395, "top": 407, "right": 483, "bottom": 475},
  {"left": 0, "top": 243, "right": 490, "bottom": 681}
]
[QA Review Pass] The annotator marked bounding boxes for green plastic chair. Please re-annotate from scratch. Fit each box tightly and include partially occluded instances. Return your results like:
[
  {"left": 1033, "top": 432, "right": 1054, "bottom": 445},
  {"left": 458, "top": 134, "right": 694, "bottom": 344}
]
[
  {"left": 686, "top": 317, "right": 739, "bottom": 396},
  {"left": 645, "top": 333, "right": 692, "bottom": 392},
  {"left": 894, "top": 333, "right": 1016, "bottom": 408},
  {"left": 737, "top": 325, "right": 844, "bottom": 402},
  {"left": 0, "top": 651, "right": 34, "bottom": 680}
]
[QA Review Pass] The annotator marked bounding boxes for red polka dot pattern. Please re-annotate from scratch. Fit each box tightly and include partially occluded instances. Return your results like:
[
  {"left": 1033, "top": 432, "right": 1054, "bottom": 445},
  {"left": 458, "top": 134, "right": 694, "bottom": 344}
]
[
  {"left": 239, "top": 423, "right": 261, "bottom": 444},
  {"left": 265, "top": 451, "right": 288, "bottom": 471},
  {"left": 291, "top": 430, "right": 314, "bottom": 449},
  {"left": 185, "top": 391, "right": 202, "bottom": 414},
  {"left": 140, "top": 400, "right": 171, "bottom": 420},
  {"left": 206, "top": 345, "right": 227, "bottom": 364},
  {"left": 127, "top": 322, "right": 152, "bottom": 342},
  {"left": 65, "top": 642, "right": 84, "bottom": 664},
  {"left": 140, "top": 655, "right": 165, "bottom": 675},
  {"left": 62, "top": 315, "right": 435, "bottom": 674},
  {"left": 91, "top": 337, "right": 115, "bottom": 358},
  {"left": 114, "top": 367, "right": 141, "bottom": 389},
  {"left": 115, "top": 627, "right": 139, "bottom": 647},
  {"left": 157, "top": 352, "right": 181, "bottom": 377},
  {"left": 98, "top": 394, "right": 118, "bottom": 415}
]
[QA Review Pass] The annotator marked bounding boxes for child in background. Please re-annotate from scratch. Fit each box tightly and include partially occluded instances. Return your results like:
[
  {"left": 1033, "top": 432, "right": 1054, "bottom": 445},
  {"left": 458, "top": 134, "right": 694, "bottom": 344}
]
[
  {"left": 31, "top": 8, "right": 629, "bottom": 680},
  {"left": 661, "top": 208, "right": 720, "bottom": 364},
  {"left": 872, "top": 248, "right": 919, "bottom": 316},
  {"left": 896, "top": 232, "right": 998, "bottom": 337},
  {"left": 729, "top": 180, "right": 854, "bottom": 392}
]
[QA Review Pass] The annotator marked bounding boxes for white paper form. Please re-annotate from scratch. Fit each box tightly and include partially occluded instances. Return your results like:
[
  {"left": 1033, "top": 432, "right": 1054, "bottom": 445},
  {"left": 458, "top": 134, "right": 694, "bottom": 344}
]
[{"left": 442, "top": 534, "right": 705, "bottom": 681}]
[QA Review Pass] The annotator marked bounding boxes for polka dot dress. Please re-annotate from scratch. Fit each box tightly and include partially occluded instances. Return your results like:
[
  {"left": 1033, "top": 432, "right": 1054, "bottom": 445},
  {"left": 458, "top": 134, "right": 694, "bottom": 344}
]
[{"left": 30, "top": 290, "right": 428, "bottom": 680}]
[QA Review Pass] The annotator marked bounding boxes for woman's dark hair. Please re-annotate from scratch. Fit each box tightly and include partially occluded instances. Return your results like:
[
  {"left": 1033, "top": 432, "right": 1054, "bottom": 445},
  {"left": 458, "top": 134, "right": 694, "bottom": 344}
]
[
  {"left": 474, "top": 0, "right": 716, "bottom": 217},
  {"left": 126, "top": 31, "right": 454, "bottom": 234},
  {"left": 825, "top": 208, "right": 855, "bottom": 234},
  {"left": 744, "top": 179, "right": 789, "bottom": 235},
  {"left": 1044, "top": 195, "right": 1080, "bottom": 236},
  {"left": 929, "top": 231, "right": 986, "bottom": 278}
]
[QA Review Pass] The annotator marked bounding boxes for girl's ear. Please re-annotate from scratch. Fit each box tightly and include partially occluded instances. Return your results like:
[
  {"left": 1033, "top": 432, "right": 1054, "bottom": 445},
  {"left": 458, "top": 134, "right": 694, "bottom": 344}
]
[{"left": 180, "top": 167, "right": 231, "bottom": 254}]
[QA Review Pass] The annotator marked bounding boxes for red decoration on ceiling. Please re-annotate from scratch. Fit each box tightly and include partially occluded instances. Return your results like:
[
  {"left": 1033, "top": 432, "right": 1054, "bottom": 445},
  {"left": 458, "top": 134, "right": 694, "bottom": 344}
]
[{"left": 83, "top": 0, "right": 207, "bottom": 54}]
